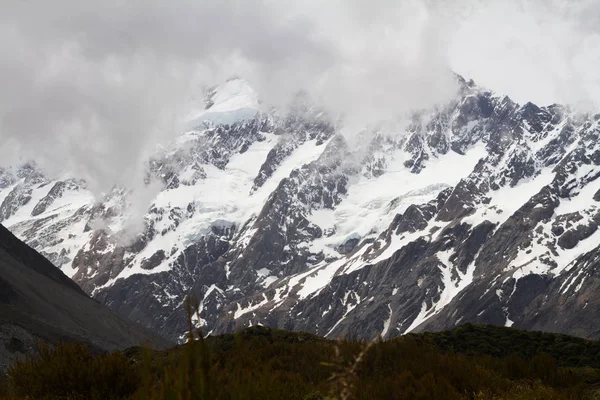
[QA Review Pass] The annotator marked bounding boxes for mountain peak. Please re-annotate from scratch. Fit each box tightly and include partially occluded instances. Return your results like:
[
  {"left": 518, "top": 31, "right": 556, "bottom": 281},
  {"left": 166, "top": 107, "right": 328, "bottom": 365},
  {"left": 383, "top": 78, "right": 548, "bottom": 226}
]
[{"left": 187, "top": 78, "right": 260, "bottom": 128}]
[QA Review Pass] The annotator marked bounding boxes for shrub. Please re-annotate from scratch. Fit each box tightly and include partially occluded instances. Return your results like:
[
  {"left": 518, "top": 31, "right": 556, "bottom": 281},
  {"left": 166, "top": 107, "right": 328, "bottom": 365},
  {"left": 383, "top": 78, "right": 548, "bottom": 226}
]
[
  {"left": 1, "top": 321, "right": 597, "bottom": 399},
  {"left": 7, "top": 342, "right": 138, "bottom": 400},
  {"left": 303, "top": 391, "right": 333, "bottom": 400}
]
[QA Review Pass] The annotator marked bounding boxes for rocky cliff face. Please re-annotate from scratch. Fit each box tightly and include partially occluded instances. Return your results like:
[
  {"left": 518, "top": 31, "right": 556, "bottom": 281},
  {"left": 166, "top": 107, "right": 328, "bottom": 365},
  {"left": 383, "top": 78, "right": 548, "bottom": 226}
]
[{"left": 1, "top": 77, "right": 599, "bottom": 342}]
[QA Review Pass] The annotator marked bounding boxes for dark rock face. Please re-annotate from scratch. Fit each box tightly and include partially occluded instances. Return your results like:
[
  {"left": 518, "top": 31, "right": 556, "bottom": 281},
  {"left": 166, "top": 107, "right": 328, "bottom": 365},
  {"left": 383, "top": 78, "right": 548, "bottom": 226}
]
[
  {"left": 31, "top": 181, "right": 65, "bottom": 217},
  {"left": 0, "top": 185, "right": 33, "bottom": 222},
  {"left": 0, "top": 166, "right": 47, "bottom": 223},
  {"left": 0, "top": 224, "right": 84, "bottom": 294},
  {"left": 253, "top": 111, "right": 334, "bottom": 191},
  {"left": 0, "top": 277, "right": 17, "bottom": 304},
  {"left": 336, "top": 237, "right": 360, "bottom": 255},
  {"left": 0, "top": 224, "right": 170, "bottom": 370},
  {"left": 558, "top": 222, "right": 598, "bottom": 250},
  {"left": 2, "top": 77, "right": 600, "bottom": 343}
]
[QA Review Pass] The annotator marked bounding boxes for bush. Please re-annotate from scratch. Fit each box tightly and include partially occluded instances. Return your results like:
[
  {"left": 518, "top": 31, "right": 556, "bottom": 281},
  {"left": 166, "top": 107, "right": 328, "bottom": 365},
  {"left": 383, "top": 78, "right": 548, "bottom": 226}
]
[
  {"left": 302, "top": 391, "right": 333, "bottom": 400},
  {"left": 7, "top": 342, "right": 138, "bottom": 400},
  {"left": 1, "top": 322, "right": 597, "bottom": 399}
]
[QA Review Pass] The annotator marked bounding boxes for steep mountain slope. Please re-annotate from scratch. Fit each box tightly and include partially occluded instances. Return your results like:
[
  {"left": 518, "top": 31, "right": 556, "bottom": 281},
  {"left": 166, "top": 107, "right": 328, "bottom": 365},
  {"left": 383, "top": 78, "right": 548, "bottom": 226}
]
[
  {"left": 1, "top": 77, "right": 599, "bottom": 342},
  {"left": 0, "top": 224, "right": 169, "bottom": 369}
]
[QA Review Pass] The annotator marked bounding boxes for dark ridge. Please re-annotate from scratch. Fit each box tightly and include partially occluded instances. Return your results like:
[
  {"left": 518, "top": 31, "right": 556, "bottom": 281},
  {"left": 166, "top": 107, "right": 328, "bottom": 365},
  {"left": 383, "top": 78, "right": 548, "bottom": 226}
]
[
  {"left": 0, "top": 224, "right": 84, "bottom": 295},
  {"left": 0, "top": 224, "right": 172, "bottom": 370}
]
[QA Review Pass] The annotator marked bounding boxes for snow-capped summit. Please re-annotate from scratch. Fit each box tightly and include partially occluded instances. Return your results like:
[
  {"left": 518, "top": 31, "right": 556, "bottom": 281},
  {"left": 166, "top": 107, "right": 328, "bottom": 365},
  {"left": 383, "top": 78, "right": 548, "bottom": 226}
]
[{"left": 186, "top": 78, "right": 260, "bottom": 128}]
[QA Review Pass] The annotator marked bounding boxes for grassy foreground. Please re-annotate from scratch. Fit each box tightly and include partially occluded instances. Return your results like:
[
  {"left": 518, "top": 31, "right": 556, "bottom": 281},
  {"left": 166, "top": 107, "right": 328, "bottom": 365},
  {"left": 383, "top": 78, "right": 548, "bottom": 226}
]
[{"left": 2, "top": 321, "right": 600, "bottom": 399}]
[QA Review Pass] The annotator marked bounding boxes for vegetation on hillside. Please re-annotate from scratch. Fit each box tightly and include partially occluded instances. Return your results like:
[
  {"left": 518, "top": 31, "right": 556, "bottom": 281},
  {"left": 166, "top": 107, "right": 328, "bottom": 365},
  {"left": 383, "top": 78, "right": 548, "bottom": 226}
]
[
  {"left": 1, "top": 304, "right": 600, "bottom": 399},
  {"left": 416, "top": 324, "right": 600, "bottom": 368}
]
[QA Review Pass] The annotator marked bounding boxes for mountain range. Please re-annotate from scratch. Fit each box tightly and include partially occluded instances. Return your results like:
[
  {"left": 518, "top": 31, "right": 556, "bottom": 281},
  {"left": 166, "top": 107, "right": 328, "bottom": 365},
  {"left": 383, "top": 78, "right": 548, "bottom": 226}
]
[{"left": 1, "top": 75, "right": 599, "bottom": 343}]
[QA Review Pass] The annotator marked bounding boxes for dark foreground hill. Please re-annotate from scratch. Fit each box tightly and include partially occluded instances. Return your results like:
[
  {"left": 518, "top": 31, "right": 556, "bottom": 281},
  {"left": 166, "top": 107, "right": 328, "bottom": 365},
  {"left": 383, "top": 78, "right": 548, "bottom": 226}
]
[
  {"left": 0, "top": 224, "right": 170, "bottom": 370},
  {"left": 3, "top": 323, "right": 600, "bottom": 399}
]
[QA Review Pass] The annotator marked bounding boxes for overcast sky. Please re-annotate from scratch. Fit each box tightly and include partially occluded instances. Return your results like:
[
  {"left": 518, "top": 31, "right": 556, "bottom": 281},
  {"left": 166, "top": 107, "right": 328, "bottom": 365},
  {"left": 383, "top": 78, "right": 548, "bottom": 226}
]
[{"left": 0, "top": 0, "right": 599, "bottom": 199}]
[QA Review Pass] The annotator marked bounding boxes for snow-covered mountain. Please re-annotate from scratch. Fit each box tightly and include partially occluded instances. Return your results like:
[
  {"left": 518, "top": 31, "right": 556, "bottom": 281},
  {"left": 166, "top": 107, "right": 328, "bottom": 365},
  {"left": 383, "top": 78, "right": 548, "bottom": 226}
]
[{"left": 1, "top": 76, "right": 599, "bottom": 342}]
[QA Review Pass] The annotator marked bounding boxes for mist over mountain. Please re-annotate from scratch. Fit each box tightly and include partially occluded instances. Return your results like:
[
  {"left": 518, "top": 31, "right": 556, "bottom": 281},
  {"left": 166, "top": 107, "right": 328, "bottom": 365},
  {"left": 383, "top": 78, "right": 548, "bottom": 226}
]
[{"left": 0, "top": 0, "right": 599, "bottom": 344}]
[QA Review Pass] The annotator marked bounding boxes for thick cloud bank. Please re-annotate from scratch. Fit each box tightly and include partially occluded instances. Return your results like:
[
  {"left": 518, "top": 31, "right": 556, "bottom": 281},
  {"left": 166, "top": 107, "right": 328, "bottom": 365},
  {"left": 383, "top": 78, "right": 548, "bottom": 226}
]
[{"left": 0, "top": 0, "right": 598, "bottom": 210}]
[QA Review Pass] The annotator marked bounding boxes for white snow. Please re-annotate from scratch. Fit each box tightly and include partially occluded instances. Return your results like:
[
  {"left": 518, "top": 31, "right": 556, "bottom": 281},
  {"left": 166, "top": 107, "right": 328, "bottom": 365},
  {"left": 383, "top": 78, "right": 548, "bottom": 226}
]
[
  {"left": 252, "top": 138, "right": 331, "bottom": 198},
  {"left": 256, "top": 268, "right": 271, "bottom": 277},
  {"left": 3, "top": 182, "right": 54, "bottom": 226},
  {"left": 527, "top": 117, "right": 570, "bottom": 154},
  {"left": 381, "top": 304, "right": 393, "bottom": 338},
  {"left": 109, "top": 133, "right": 331, "bottom": 282},
  {"left": 3, "top": 180, "right": 96, "bottom": 278},
  {"left": 186, "top": 79, "right": 259, "bottom": 127},
  {"left": 506, "top": 162, "right": 600, "bottom": 283},
  {"left": 234, "top": 293, "right": 270, "bottom": 319},
  {"left": 262, "top": 275, "right": 278, "bottom": 287},
  {"left": 554, "top": 165, "right": 600, "bottom": 216},
  {"left": 433, "top": 251, "right": 476, "bottom": 316},
  {"left": 505, "top": 316, "right": 514, "bottom": 327},
  {"left": 404, "top": 256, "right": 478, "bottom": 334},
  {"left": 294, "top": 258, "right": 345, "bottom": 299},
  {"left": 463, "top": 167, "right": 556, "bottom": 227},
  {"left": 0, "top": 183, "right": 18, "bottom": 210},
  {"left": 403, "top": 302, "right": 429, "bottom": 333},
  {"left": 368, "top": 230, "right": 427, "bottom": 265},
  {"left": 555, "top": 228, "right": 600, "bottom": 275},
  {"left": 324, "top": 291, "right": 360, "bottom": 338},
  {"left": 257, "top": 268, "right": 278, "bottom": 287},
  {"left": 194, "top": 284, "right": 224, "bottom": 327},
  {"left": 279, "top": 142, "right": 487, "bottom": 305},
  {"left": 560, "top": 266, "right": 589, "bottom": 295},
  {"left": 308, "top": 143, "right": 487, "bottom": 258}
]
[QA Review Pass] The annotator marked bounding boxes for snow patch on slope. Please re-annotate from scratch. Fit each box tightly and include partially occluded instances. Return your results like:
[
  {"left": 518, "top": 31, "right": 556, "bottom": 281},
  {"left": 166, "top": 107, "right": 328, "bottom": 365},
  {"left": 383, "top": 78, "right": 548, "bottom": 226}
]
[
  {"left": 464, "top": 167, "right": 556, "bottom": 227},
  {"left": 404, "top": 253, "right": 477, "bottom": 334}
]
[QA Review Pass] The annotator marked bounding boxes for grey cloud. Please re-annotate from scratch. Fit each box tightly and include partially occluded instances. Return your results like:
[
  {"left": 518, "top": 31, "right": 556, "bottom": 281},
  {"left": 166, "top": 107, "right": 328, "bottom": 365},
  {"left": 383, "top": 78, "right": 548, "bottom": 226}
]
[
  {"left": 0, "top": 0, "right": 598, "bottom": 234},
  {"left": 0, "top": 0, "right": 338, "bottom": 191}
]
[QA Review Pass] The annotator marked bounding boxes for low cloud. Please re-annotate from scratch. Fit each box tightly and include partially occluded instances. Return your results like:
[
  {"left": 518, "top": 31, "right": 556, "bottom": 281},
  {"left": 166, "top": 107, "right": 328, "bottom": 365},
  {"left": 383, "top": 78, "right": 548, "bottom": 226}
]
[
  {"left": 0, "top": 0, "right": 598, "bottom": 233},
  {"left": 447, "top": 0, "right": 600, "bottom": 110}
]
